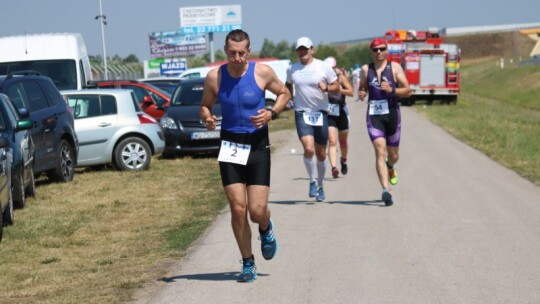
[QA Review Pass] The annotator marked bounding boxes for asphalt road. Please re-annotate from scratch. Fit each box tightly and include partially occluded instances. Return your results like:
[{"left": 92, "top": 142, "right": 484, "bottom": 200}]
[{"left": 130, "top": 99, "right": 540, "bottom": 304}]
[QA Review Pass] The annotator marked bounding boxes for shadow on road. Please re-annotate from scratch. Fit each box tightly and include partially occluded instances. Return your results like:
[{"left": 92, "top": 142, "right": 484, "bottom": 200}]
[
  {"left": 159, "top": 272, "right": 269, "bottom": 282},
  {"left": 270, "top": 199, "right": 387, "bottom": 207}
]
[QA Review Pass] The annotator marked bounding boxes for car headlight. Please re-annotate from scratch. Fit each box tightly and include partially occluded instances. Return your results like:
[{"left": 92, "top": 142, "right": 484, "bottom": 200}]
[{"left": 161, "top": 117, "right": 178, "bottom": 130}]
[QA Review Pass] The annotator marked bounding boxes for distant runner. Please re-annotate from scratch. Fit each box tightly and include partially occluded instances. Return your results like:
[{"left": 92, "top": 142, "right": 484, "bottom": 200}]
[
  {"left": 286, "top": 36, "right": 339, "bottom": 202},
  {"left": 323, "top": 56, "right": 353, "bottom": 178},
  {"left": 358, "top": 38, "right": 411, "bottom": 206}
]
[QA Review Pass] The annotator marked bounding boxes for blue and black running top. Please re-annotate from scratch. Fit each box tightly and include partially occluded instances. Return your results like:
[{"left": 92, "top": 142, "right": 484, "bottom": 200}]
[
  {"left": 367, "top": 62, "right": 399, "bottom": 108},
  {"left": 218, "top": 61, "right": 266, "bottom": 133}
]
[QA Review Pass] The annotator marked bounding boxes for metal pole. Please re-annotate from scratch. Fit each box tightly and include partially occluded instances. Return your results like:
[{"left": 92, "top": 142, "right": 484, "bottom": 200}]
[
  {"left": 209, "top": 32, "right": 215, "bottom": 63},
  {"left": 97, "top": 0, "right": 109, "bottom": 80}
]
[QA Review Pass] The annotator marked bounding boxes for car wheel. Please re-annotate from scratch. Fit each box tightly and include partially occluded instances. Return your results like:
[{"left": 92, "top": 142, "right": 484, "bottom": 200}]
[
  {"left": 3, "top": 181, "right": 14, "bottom": 226},
  {"left": 114, "top": 137, "right": 151, "bottom": 171},
  {"left": 25, "top": 168, "right": 36, "bottom": 197},
  {"left": 48, "top": 139, "right": 75, "bottom": 182},
  {"left": 12, "top": 171, "right": 25, "bottom": 209}
]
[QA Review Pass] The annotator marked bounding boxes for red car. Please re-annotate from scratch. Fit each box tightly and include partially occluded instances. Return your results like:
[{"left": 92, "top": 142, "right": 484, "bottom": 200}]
[{"left": 94, "top": 80, "right": 172, "bottom": 120}]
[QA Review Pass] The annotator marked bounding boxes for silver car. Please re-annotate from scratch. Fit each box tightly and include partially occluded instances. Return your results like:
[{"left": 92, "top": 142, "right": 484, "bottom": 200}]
[{"left": 62, "top": 89, "right": 164, "bottom": 171}]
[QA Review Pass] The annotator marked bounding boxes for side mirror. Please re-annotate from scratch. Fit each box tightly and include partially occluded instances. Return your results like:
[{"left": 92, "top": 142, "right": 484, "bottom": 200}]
[
  {"left": 16, "top": 118, "right": 33, "bottom": 131},
  {"left": 142, "top": 96, "right": 153, "bottom": 104},
  {"left": 18, "top": 107, "right": 30, "bottom": 119}
]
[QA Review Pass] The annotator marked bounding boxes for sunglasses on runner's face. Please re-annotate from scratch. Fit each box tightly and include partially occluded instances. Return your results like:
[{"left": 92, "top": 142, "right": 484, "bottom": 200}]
[{"left": 371, "top": 47, "right": 387, "bottom": 52}]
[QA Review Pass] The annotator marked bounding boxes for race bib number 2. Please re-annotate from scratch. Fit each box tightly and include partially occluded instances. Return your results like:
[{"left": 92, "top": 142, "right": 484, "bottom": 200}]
[
  {"left": 369, "top": 100, "right": 390, "bottom": 115},
  {"left": 218, "top": 140, "right": 251, "bottom": 165},
  {"left": 303, "top": 112, "right": 323, "bottom": 126}
]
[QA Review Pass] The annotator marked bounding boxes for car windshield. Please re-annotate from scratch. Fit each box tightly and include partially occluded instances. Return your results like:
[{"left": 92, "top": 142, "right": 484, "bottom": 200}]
[
  {"left": 145, "top": 82, "right": 178, "bottom": 94},
  {"left": 0, "top": 59, "right": 77, "bottom": 90},
  {"left": 143, "top": 82, "right": 172, "bottom": 98},
  {"left": 171, "top": 82, "right": 205, "bottom": 106}
]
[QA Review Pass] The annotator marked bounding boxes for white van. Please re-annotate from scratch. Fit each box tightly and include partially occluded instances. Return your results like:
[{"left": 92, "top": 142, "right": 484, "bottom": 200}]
[
  {"left": 259, "top": 59, "right": 290, "bottom": 103},
  {"left": 0, "top": 33, "right": 92, "bottom": 90}
]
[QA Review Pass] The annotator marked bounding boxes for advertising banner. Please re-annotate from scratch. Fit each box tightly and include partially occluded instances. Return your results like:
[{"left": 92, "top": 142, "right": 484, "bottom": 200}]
[
  {"left": 144, "top": 58, "right": 187, "bottom": 78},
  {"left": 149, "top": 31, "right": 207, "bottom": 58},
  {"left": 179, "top": 5, "right": 242, "bottom": 34}
]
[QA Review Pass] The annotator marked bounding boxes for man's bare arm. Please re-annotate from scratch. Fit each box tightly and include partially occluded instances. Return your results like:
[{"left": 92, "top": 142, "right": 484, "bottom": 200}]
[{"left": 199, "top": 68, "right": 220, "bottom": 130}]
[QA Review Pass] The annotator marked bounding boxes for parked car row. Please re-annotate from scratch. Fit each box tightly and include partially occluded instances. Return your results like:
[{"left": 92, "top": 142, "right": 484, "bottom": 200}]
[
  {"left": 0, "top": 93, "right": 35, "bottom": 241},
  {"left": 0, "top": 67, "right": 237, "bottom": 241},
  {"left": 89, "top": 75, "right": 221, "bottom": 157},
  {"left": 0, "top": 71, "right": 168, "bottom": 242},
  {"left": 0, "top": 71, "right": 79, "bottom": 241}
]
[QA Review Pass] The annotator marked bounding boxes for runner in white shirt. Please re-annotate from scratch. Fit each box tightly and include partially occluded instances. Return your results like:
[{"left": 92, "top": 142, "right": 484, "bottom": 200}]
[
  {"left": 351, "top": 64, "right": 361, "bottom": 101},
  {"left": 285, "top": 36, "right": 339, "bottom": 202}
]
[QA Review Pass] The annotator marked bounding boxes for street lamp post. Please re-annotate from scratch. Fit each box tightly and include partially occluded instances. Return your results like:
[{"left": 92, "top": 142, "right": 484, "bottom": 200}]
[{"left": 95, "top": 0, "right": 109, "bottom": 80}]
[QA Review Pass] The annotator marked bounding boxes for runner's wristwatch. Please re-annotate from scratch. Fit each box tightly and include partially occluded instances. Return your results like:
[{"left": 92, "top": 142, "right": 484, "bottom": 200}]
[{"left": 265, "top": 107, "right": 278, "bottom": 120}]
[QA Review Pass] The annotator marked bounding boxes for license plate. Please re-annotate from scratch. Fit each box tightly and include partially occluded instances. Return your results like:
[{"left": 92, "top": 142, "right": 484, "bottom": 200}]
[{"left": 191, "top": 131, "right": 220, "bottom": 140}]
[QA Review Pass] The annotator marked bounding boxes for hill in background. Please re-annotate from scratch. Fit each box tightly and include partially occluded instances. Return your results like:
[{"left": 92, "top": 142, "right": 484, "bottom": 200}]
[{"left": 444, "top": 31, "right": 535, "bottom": 62}]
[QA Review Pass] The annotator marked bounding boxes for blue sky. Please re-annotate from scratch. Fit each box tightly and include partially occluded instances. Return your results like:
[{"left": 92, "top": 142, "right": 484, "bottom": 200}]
[{"left": 1, "top": 0, "right": 538, "bottom": 61}]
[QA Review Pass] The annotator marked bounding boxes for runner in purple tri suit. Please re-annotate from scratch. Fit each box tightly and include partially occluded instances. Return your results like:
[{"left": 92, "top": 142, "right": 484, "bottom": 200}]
[{"left": 358, "top": 38, "right": 411, "bottom": 206}]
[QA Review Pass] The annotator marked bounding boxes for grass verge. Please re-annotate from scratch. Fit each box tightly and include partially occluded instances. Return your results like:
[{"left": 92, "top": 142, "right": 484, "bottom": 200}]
[
  {"left": 415, "top": 59, "right": 540, "bottom": 185},
  {"left": 0, "top": 109, "right": 296, "bottom": 304}
]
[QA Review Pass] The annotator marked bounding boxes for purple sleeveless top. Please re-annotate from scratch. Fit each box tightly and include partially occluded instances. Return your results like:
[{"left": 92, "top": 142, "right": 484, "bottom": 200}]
[{"left": 367, "top": 62, "right": 399, "bottom": 107}]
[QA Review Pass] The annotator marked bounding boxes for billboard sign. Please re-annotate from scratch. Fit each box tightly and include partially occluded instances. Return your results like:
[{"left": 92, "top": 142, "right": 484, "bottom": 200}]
[
  {"left": 149, "top": 31, "right": 207, "bottom": 58},
  {"left": 179, "top": 5, "right": 242, "bottom": 34},
  {"left": 160, "top": 59, "right": 187, "bottom": 76},
  {"left": 144, "top": 58, "right": 187, "bottom": 78}
]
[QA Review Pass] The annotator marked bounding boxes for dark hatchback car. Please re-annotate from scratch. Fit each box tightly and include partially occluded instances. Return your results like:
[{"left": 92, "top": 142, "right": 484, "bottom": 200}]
[
  {"left": 160, "top": 78, "right": 221, "bottom": 157},
  {"left": 0, "top": 71, "right": 78, "bottom": 182},
  {"left": 0, "top": 94, "right": 35, "bottom": 209},
  {"left": 0, "top": 134, "right": 12, "bottom": 242}
]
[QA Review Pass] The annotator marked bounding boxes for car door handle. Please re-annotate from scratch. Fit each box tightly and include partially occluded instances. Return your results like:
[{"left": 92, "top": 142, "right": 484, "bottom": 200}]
[{"left": 97, "top": 122, "right": 111, "bottom": 127}]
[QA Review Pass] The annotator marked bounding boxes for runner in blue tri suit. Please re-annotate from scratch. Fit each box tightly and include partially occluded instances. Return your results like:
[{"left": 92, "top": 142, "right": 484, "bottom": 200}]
[
  {"left": 358, "top": 38, "right": 411, "bottom": 206},
  {"left": 200, "top": 29, "right": 290, "bottom": 283}
]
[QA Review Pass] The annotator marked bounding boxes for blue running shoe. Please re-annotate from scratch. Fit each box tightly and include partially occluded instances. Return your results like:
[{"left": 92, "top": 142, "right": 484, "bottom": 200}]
[
  {"left": 237, "top": 257, "right": 257, "bottom": 282},
  {"left": 309, "top": 181, "right": 318, "bottom": 197},
  {"left": 316, "top": 187, "right": 325, "bottom": 202},
  {"left": 259, "top": 219, "right": 278, "bottom": 260},
  {"left": 382, "top": 190, "right": 393, "bottom": 206}
]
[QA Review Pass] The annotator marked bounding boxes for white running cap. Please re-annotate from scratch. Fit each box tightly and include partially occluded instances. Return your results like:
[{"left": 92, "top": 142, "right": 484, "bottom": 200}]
[{"left": 296, "top": 37, "right": 313, "bottom": 49}]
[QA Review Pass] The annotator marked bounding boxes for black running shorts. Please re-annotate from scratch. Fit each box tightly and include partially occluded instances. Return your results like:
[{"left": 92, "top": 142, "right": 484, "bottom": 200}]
[{"left": 219, "top": 128, "right": 271, "bottom": 187}]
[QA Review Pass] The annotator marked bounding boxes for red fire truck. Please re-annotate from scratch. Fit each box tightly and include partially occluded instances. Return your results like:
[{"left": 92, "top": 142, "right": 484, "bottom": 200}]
[{"left": 384, "top": 28, "right": 461, "bottom": 105}]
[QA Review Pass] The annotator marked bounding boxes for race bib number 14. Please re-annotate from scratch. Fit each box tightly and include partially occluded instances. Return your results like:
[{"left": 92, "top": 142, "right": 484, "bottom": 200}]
[{"left": 328, "top": 104, "right": 339, "bottom": 116}]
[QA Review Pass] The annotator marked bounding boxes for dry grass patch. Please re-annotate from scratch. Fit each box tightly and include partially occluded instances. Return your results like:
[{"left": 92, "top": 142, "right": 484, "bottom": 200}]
[
  {"left": 0, "top": 110, "right": 296, "bottom": 304},
  {"left": 0, "top": 156, "right": 224, "bottom": 303}
]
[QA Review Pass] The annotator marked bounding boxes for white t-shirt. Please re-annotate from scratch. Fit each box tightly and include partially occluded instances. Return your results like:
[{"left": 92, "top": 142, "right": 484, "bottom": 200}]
[
  {"left": 352, "top": 68, "right": 361, "bottom": 81},
  {"left": 286, "top": 58, "right": 337, "bottom": 113}
]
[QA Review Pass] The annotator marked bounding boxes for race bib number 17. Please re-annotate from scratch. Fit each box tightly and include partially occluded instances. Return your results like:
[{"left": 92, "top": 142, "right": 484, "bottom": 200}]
[{"left": 303, "top": 112, "right": 324, "bottom": 126}]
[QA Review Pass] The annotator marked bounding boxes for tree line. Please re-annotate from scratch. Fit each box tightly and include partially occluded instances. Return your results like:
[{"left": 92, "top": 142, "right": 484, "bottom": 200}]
[{"left": 90, "top": 39, "right": 374, "bottom": 73}]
